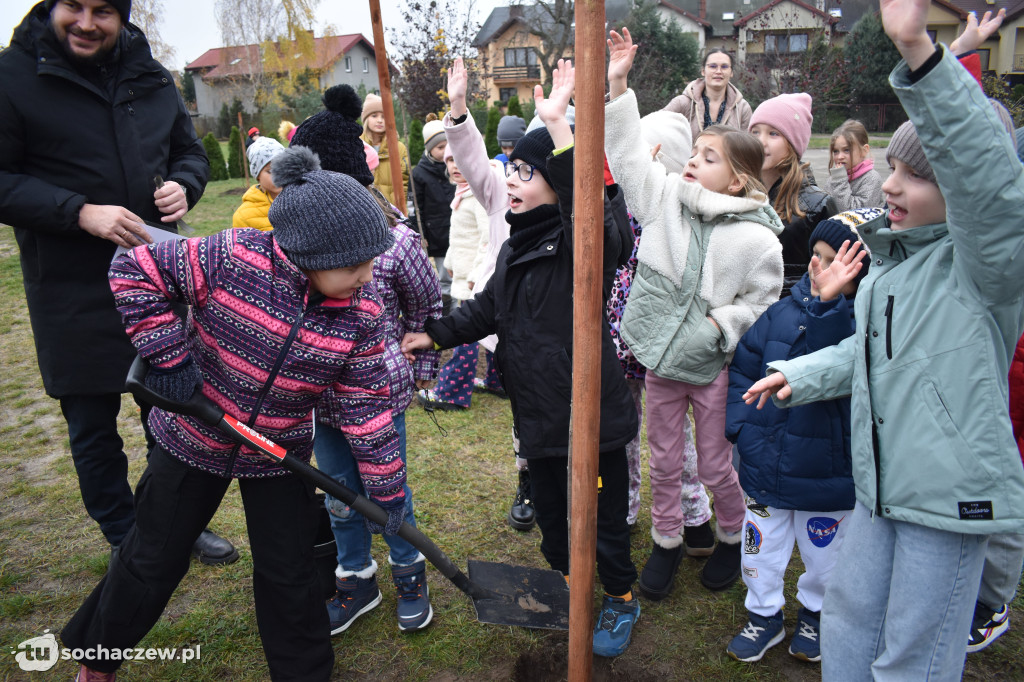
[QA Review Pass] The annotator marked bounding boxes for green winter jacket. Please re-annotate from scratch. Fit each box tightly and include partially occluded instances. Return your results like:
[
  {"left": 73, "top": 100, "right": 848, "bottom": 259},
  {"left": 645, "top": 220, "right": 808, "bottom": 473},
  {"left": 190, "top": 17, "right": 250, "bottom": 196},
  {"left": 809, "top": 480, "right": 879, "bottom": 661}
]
[{"left": 768, "top": 47, "right": 1024, "bottom": 534}]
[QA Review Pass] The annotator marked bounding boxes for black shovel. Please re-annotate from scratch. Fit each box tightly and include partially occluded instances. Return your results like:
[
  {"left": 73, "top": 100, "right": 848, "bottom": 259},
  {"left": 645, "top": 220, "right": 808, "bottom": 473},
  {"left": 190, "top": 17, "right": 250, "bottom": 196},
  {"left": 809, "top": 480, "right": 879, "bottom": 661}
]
[{"left": 126, "top": 357, "right": 569, "bottom": 630}]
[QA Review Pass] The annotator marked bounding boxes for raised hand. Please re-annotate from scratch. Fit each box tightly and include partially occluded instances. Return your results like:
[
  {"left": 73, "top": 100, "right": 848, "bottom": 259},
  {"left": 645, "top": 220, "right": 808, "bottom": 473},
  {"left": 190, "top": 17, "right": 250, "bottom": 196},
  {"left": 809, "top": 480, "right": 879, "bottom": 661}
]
[
  {"left": 607, "top": 28, "right": 637, "bottom": 98},
  {"left": 880, "top": 0, "right": 936, "bottom": 69},
  {"left": 533, "top": 59, "right": 576, "bottom": 149},
  {"left": 951, "top": 9, "right": 1005, "bottom": 56},
  {"left": 447, "top": 57, "right": 469, "bottom": 117},
  {"left": 742, "top": 372, "right": 792, "bottom": 410},
  {"left": 810, "top": 239, "right": 866, "bottom": 302}
]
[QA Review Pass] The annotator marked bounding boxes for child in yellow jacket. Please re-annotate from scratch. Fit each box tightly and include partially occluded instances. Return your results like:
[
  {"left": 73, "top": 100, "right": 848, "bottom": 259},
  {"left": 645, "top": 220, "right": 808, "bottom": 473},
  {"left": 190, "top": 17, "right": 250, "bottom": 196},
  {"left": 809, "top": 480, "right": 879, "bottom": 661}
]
[{"left": 232, "top": 136, "right": 285, "bottom": 231}]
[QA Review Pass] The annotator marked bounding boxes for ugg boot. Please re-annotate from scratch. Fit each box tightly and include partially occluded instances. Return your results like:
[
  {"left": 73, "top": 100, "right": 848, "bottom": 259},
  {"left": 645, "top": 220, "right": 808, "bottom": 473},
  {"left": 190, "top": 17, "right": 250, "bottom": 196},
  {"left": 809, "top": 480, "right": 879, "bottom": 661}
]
[
  {"left": 700, "top": 522, "right": 742, "bottom": 591},
  {"left": 638, "top": 528, "right": 685, "bottom": 600},
  {"left": 507, "top": 469, "right": 536, "bottom": 530}
]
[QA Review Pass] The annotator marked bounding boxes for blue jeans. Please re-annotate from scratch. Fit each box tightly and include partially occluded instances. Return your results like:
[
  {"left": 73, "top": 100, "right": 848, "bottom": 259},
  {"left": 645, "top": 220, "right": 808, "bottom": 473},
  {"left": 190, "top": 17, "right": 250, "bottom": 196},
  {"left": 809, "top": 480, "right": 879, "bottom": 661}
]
[
  {"left": 978, "top": 531, "right": 1024, "bottom": 608},
  {"left": 313, "top": 412, "right": 419, "bottom": 571},
  {"left": 821, "top": 502, "right": 987, "bottom": 682}
]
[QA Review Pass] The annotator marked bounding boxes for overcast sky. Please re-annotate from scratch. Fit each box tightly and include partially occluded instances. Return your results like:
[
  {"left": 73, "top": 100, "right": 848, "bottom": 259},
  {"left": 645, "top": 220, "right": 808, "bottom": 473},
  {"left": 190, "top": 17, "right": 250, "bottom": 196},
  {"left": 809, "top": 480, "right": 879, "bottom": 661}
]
[{"left": 1, "top": 0, "right": 501, "bottom": 71}]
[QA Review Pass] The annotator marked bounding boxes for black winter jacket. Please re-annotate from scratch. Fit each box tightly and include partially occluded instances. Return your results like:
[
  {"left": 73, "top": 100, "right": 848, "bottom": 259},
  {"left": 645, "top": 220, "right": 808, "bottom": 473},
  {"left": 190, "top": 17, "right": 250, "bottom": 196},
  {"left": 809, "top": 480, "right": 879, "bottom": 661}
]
[
  {"left": 410, "top": 154, "right": 454, "bottom": 257},
  {"left": 426, "top": 148, "right": 638, "bottom": 458},
  {"left": 770, "top": 174, "right": 836, "bottom": 297},
  {"left": 0, "top": 5, "right": 209, "bottom": 396}
]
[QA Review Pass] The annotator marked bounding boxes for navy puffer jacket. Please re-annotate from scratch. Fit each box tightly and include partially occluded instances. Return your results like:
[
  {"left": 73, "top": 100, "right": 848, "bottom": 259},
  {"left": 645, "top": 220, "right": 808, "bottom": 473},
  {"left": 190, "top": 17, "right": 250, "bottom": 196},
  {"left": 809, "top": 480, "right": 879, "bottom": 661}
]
[{"left": 725, "top": 273, "right": 855, "bottom": 511}]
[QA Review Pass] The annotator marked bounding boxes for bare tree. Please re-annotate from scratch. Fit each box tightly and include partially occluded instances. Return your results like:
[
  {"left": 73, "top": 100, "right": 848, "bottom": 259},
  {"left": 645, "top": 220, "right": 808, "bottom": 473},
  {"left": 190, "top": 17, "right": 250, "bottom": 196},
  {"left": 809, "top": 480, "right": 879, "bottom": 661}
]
[
  {"left": 132, "top": 0, "right": 176, "bottom": 66},
  {"left": 507, "top": 0, "right": 574, "bottom": 87}
]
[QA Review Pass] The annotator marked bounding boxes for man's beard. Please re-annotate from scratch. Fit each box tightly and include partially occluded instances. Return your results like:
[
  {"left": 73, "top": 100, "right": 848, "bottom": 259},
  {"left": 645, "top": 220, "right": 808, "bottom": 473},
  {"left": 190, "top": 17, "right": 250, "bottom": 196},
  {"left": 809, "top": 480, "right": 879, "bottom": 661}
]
[{"left": 56, "top": 25, "right": 118, "bottom": 65}]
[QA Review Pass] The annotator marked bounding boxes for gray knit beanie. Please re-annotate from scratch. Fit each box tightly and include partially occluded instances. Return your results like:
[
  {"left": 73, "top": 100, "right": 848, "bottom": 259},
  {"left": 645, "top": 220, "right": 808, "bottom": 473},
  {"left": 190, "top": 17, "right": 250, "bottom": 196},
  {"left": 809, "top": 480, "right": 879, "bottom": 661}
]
[
  {"left": 497, "top": 115, "right": 527, "bottom": 147},
  {"left": 269, "top": 146, "right": 393, "bottom": 270},
  {"left": 886, "top": 121, "right": 935, "bottom": 185}
]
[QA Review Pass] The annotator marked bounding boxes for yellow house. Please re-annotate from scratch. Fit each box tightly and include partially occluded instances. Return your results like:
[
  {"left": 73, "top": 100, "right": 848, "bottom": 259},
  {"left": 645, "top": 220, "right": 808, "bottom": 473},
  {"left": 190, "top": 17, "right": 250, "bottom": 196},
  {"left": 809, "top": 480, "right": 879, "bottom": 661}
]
[{"left": 472, "top": 5, "right": 550, "bottom": 105}]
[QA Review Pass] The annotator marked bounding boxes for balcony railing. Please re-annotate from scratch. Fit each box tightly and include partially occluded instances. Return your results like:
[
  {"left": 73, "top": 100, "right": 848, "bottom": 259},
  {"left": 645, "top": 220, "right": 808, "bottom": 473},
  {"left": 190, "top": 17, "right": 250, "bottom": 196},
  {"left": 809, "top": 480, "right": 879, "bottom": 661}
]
[
  {"left": 492, "top": 65, "right": 541, "bottom": 81},
  {"left": 1014, "top": 54, "right": 1024, "bottom": 71}
]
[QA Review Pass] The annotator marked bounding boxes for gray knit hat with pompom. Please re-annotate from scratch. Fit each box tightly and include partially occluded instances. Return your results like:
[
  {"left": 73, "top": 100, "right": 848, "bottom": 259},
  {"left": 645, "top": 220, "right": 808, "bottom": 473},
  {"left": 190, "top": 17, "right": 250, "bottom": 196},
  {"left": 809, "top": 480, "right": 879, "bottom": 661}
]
[{"left": 269, "top": 145, "right": 394, "bottom": 270}]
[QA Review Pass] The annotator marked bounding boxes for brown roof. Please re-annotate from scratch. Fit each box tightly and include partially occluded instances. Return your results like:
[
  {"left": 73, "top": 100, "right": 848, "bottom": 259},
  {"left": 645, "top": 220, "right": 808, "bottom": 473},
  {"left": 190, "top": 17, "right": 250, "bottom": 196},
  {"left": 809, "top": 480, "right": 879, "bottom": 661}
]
[
  {"left": 733, "top": 0, "right": 839, "bottom": 27},
  {"left": 185, "top": 34, "right": 374, "bottom": 80},
  {"left": 941, "top": 0, "right": 1024, "bottom": 22},
  {"left": 658, "top": 0, "right": 711, "bottom": 27}
]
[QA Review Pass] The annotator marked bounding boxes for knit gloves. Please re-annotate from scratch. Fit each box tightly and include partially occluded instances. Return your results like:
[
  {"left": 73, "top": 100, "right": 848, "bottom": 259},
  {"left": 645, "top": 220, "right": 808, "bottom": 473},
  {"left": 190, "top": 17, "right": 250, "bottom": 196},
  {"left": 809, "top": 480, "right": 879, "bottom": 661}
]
[
  {"left": 144, "top": 357, "right": 203, "bottom": 403},
  {"left": 364, "top": 503, "right": 407, "bottom": 536}
]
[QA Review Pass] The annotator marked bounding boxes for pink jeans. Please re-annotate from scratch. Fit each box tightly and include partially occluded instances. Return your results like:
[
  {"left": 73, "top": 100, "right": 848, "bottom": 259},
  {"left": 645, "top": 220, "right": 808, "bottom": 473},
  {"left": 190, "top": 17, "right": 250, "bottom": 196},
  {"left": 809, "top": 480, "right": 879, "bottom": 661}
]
[{"left": 646, "top": 368, "right": 745, "bottom": 538}]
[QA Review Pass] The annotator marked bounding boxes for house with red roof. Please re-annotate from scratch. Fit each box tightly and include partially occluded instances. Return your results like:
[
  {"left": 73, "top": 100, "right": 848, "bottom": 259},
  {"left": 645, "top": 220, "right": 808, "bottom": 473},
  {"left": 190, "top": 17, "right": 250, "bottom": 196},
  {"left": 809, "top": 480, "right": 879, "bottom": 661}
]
[{"left": 184, "top": 33, "right": 381, "bottom": 119}]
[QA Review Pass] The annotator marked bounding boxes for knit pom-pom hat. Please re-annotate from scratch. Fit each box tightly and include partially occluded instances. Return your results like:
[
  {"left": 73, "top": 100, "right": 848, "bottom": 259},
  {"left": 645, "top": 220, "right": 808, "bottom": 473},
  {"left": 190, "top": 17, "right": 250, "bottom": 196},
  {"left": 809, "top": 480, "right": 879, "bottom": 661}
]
[
  {"left": 269, "top": 146, "right": 394, "bottom": 271},
  {"left": 423, "top": 119, "right": 447, "bottom": 156},
  {"left": 289, "top": 85, "right": 374, "bottom": 186},
  {"left": 246, "top": 136, "right": 285, "bottom": 179},
  {"left": 808, "top": 207, "right": 883, "bottom": 285},
  {"left": 749, "top": 93, "right": 813, "bottom": 158}
]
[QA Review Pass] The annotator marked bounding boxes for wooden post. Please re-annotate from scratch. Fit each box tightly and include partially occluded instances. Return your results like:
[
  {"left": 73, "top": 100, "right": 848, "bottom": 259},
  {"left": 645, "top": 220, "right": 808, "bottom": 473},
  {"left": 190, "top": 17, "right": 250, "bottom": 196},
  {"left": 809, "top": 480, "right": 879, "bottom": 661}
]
[
  {"left": 368, "top": 0, "right": 407, "bottom": 215},
  {"left": 568, "top": 0, "right": 605, "bottom": 680},
  {"left": 237, "top": 111, "right": 250, "bottom": 187}
]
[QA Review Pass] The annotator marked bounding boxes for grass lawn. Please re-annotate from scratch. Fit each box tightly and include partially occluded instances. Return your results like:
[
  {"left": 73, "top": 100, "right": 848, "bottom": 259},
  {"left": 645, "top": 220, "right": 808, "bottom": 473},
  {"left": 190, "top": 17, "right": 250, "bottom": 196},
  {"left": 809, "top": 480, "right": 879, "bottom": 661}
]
[{"left": 0, "top": 180, "right": 1021, "bottom": 680}]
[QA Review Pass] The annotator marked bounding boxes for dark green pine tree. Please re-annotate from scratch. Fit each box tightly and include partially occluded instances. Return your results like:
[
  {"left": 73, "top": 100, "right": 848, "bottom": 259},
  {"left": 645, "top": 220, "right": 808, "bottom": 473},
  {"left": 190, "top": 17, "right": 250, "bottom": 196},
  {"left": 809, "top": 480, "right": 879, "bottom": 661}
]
[
  {"left": 227, "top": 126, "right": 244, "bottom": 179},
  {"left": 203, "top": 132, "right": 228, "bottom": 181}
]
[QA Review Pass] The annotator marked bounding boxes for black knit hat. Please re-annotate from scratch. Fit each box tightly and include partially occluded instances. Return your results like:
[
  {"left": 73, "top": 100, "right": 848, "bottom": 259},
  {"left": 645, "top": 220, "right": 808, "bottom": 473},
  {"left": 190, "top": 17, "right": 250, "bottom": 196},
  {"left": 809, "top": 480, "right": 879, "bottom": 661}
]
[
  {"left": 269, "top": 146, "right": 393, "bottom": 271},
  {"left": 509, "top": 125, "right": 559, "bottom": 187},
  {"left": 809, "top": 208, "right": 883, "bottom": 285},
  {"left": 289, "top": 85, "right": 374, "bottom": 186},
  {"left": 46, "top": 0, "right": 130, "bottom": 22}
]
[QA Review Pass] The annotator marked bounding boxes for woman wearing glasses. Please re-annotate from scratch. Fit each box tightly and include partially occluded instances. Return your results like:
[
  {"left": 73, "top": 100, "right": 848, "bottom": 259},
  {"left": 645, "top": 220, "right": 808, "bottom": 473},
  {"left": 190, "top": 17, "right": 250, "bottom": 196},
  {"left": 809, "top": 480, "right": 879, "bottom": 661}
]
[{"left": 663, "top": 49, "right": 752, "bottom": 140}]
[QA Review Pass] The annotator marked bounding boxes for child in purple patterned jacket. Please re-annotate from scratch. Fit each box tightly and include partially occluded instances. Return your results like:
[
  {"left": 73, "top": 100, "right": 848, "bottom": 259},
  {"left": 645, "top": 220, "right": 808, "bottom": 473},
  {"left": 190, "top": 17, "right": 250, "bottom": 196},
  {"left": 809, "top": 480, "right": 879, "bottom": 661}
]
[
  {"left": 62, "top": 146, "right": 403, "bottom": 682},
  {"left": 289, "top": 84, "right": 444, "bottom": 636}
]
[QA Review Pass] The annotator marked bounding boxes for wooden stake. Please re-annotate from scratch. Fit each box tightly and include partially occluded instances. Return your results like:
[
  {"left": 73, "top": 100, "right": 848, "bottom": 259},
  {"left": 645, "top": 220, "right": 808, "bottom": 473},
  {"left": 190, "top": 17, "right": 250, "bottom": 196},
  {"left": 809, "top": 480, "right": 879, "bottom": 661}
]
[
  {"left": 368, "top": 0, "right": 407, "bottom": 215},
  {"left": 568, "top": 0, "right": 605, "bottom": 679},
  {"left": 237, "top": 111, "right": 250, "bottom": 187}
]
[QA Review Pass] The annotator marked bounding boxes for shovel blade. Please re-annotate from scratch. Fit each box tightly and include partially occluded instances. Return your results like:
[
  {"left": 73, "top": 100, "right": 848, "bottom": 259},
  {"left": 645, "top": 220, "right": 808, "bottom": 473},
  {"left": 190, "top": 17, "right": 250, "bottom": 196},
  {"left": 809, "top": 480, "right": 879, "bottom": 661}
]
[{"left": 468, "top": 559, "right": 570, "bottom": 630}]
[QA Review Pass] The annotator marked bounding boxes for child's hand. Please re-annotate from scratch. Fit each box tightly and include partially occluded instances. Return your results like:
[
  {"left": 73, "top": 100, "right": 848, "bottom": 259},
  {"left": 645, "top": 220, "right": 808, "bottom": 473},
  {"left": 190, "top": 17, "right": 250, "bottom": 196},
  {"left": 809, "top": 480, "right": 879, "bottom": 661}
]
[
  {"left": 535, "top": 59, "right": 575, "bottom": 125},
  {"left": 607, "top": 28, "right": 637, "bottom": 99},
  {"left": 401, "top": 332, "right": 434, "bottom": 362},
  {"left": 415, "top": 379, "right": 435, "bottom": 390},
  {"left": 811, "top": 240, "right": 866, "bottom": 302},
  {"left": 534, "top": 59, "right": 575, "bottom": 149},
  {"left": 447, "top": 57, "right": 469, "bottom": 117},
  {"left": 880, "top": 0, "right": 936, "bottom": 69},
  {"left": 743, "top": 372, "right": 792, "bottom": 410},
  {"left": 951, "top": 9, "right": 1005, "bottom": 56}
]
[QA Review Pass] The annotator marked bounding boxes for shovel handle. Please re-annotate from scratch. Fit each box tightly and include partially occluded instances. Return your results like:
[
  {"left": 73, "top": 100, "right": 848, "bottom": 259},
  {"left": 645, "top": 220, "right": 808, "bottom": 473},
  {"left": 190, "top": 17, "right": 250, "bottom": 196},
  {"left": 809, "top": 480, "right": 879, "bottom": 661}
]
[{"left": 126, "top": 356, "right": 489, "bottom": 601}]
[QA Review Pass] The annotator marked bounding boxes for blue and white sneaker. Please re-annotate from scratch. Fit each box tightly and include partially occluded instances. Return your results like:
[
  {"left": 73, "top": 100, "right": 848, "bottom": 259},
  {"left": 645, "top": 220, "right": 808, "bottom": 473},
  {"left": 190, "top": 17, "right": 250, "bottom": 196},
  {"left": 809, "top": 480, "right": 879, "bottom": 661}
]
[
  {"left": 592, "top": 593, "right": 640, "bottom": 657},
  {"left": 967, "top": 602, "right": 1009, "bottom": 653},
  {"left": 391, "top": 559, "right": 433, "bottom": 632},
  {"left": 726, "top": 610, "right": 785, "bottom": 662},
  {"left": 788, "top": 607, "right": 821, "bottom": 662}
]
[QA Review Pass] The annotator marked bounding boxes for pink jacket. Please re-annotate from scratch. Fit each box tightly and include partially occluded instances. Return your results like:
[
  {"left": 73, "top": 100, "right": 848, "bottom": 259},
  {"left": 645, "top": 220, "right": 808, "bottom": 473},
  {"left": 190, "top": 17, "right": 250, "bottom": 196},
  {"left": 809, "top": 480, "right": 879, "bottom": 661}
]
[{"left": 443, "top": 111, "right": 511, "bottom": 352}]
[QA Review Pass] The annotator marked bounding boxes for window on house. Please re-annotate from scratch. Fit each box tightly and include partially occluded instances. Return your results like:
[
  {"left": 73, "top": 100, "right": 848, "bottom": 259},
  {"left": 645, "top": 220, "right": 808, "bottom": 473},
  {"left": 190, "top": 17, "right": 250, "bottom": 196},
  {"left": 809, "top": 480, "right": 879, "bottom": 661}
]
[
  {"left": 499, "top": 87, "right": 517, "bottom": 102},
  {"left": 927, "top": 29, "right": 938, "bottom": 42},
  {"left": 977, "top": 48, "right": 991, "bottom": 71},
  {"left": 363, "top": 57, "right": 369, "bottom": 72},
  {"left": 229, "top": 57, "right": 242, "bottom": 65},
  {"left": 344, "top": 56, "right": 352, "bottom": 72},
  {"left": 765, "top": 33, "right": 808, "bottom": 53},
  {"left": 503, "top": 47, "right": 537, "bottom": 66}
]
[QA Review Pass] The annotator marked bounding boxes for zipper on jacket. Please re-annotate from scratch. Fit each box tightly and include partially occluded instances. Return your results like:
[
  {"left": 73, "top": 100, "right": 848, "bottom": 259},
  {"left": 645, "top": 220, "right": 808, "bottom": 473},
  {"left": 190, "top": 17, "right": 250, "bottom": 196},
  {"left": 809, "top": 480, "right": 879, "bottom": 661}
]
[
  {"left": 884, "top": 295, "right": 894, "bottom": 360},
  {"left": 223, "top": 299, "right": 308, "bottom": 477}
]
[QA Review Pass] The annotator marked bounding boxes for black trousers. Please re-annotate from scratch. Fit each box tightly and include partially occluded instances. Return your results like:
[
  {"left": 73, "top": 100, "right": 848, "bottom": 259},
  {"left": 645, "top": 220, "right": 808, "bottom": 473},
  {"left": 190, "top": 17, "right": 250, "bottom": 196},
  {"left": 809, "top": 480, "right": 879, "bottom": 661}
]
[
  {"left": 61, "top": 445, "right": 333, "bottom": 681},
  {"left": 59, "top": 393, "right": 153, "bottom": 546},
  {"left": 528, "top": 447, "right": 637, "bottom": 596}
]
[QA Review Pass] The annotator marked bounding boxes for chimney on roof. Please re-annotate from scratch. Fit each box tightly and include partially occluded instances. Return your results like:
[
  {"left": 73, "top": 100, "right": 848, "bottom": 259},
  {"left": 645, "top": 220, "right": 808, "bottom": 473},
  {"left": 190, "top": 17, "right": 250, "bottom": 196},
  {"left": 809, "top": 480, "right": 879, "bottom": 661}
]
[
  {"left": 510, "top": 5, "right": 523, "bottom": 18},
  {"left": 699, "top": 0, "right": 707, "bottom": 20}
]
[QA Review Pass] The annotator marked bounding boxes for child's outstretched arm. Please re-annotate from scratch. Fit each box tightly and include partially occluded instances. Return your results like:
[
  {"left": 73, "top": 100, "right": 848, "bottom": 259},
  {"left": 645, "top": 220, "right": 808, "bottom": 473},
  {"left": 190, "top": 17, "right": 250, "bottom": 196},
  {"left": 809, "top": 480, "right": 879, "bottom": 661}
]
[
  {"left": 883, "top": 0, "right": 1024, "bottom": 299},
  {"left": 444, "top": 57, "right": 508, "bottom": 216}
]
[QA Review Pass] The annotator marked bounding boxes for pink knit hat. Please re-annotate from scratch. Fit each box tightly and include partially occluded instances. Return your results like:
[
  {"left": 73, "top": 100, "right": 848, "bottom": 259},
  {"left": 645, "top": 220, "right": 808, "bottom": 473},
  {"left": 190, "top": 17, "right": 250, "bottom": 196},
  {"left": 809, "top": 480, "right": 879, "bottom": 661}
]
[
  {"left": 363, "top": 141, "right": 379, "bottom": 171},
  {"left": 749, "top": 93, "right": 813, "bottom": 158}
]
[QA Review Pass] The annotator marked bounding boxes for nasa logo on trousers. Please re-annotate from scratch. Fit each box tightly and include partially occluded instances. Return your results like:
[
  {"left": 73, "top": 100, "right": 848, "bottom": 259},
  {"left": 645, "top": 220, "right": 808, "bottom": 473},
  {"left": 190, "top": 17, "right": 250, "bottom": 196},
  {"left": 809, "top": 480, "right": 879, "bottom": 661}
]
[{"left": 806, "top": 516, "right": 843, "bottom": 548}]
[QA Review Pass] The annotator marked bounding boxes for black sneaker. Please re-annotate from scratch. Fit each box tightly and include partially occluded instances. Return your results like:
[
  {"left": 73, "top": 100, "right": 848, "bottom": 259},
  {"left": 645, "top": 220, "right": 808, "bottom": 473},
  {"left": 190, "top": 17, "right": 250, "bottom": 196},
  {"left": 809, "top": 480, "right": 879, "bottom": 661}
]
[
  {"left": 700, "top": 538, "right": 741, "bottom": 591},
  {"left": 638, "top": 537, "right": 685, "bottom": 600},
  {"left": 683, "top": 521, "right": 715, "bottom": 557},
  {"left": 507, "top": 469, "right": 536, "bottom": 531},
  {"left": 967, "top": 602, "right": 1009, "bottom": 653}
]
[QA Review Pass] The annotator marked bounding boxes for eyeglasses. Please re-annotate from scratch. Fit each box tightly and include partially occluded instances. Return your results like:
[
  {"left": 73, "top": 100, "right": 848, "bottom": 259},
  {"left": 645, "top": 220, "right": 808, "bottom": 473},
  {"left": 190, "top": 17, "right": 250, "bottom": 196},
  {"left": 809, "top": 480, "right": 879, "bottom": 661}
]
[{"left": 504, "top": 161, "right": 535, "bottom": 182}]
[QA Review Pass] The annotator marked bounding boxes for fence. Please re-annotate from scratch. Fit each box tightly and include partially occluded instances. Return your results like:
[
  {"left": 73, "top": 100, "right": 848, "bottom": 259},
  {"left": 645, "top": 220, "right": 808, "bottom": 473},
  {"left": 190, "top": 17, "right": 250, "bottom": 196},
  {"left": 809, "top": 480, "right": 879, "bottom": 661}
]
[{"left": 812, "top": 103, "right": 908, "bottom": 134}]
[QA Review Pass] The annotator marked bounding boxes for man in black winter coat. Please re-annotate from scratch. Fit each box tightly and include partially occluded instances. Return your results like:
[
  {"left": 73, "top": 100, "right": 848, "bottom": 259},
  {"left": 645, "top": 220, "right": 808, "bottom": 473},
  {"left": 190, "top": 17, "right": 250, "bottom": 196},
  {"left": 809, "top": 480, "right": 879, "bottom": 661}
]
[{"left": 0, "top": 0, "right": 235, "bottom": 563}]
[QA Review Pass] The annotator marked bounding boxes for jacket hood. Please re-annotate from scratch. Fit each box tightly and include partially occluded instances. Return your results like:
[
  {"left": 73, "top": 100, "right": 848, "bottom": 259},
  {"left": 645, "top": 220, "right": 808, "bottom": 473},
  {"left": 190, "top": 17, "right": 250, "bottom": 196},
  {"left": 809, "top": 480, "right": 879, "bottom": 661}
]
[
  {"left": 682, "top": 78, "right": 744, "bottom": 107},
  {"left": 677, "top": 180, "right": 784, "bottom": 235},
  {"left": 861, "top": 214, "right": 949, "bottom": 260}
]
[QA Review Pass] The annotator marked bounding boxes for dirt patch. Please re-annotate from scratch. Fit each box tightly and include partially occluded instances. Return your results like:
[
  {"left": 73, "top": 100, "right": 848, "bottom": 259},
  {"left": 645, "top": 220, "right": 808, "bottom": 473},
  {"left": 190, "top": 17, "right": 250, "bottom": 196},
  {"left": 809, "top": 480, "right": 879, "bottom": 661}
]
[
  {"left": 512, "top": 636, "right": 668, "bottom": 682},
  {"left": 220, "top": 187, "right": 248, "bottom": 196}
]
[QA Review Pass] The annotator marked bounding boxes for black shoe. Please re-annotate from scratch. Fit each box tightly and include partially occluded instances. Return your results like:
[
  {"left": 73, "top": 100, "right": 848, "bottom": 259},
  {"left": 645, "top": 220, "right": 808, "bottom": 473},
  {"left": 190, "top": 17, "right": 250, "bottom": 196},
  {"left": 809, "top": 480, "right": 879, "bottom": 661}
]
[
  {"left": 638, "top": 539, "right": 685, "bottom": 600},
  {"left": 507, "top": 469, "right": 536, "bottom": 531},
  {"left": 683, "top": 521, "right": 715, "bottom": 557},
  {"left": 700, "top": 539, "right": 741, "bottom": 591},
  {"left": 192, "top": 528, "right": 240, "bottom": 565}
]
